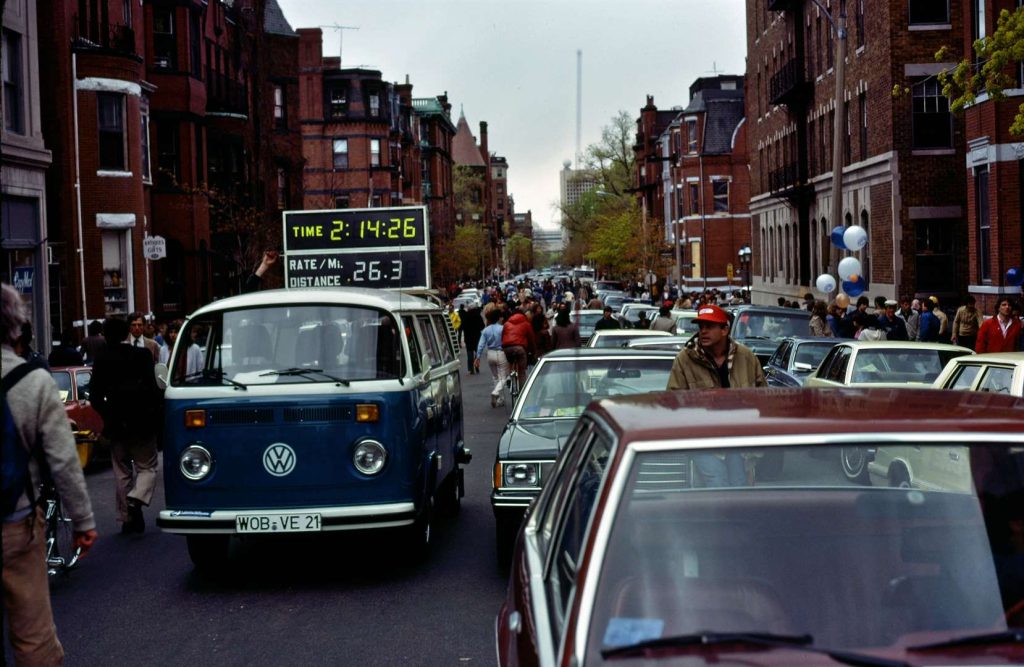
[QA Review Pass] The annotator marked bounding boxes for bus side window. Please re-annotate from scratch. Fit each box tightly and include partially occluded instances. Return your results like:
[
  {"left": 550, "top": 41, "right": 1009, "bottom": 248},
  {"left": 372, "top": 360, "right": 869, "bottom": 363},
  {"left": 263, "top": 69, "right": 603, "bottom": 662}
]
[
  {"left": 404, "top": 316, "right": 423, "bottom": 375},
  {"left": 416, "top": 315, "right": 442, "bottom": 368},
  {"left": 430, "top": 314, "right": 455, "bottom": 362}
]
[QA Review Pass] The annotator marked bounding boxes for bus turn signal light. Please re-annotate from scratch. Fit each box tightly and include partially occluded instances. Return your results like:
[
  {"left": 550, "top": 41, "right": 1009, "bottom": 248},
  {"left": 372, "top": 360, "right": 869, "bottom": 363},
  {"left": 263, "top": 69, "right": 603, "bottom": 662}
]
[
  {"left": 356, "top": 404, "right": 380, "bottom": 422},
  {"left": 184, "top": 410, "right": 206, "bottom": 428}
]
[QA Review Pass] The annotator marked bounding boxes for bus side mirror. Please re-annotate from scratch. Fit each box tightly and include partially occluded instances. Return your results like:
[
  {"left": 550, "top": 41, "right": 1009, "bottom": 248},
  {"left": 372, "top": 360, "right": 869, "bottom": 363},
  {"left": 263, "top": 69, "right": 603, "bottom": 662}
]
[{"left": 154, "top": 362, "right": 168, "bottom": 390}]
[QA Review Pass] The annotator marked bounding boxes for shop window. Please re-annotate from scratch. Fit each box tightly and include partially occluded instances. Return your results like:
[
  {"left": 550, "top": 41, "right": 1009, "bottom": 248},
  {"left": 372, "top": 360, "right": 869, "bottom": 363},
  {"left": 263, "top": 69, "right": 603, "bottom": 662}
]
[
  {"left": 2, "top": 30, "right": 23, "bottom": 134},
  {"left": 98, "top": 93, "right": 126, "bottom": 171},
  {"left": 153, "top": 9, "right": 176, "bottom": 69},
  {"left": 333, "top": 139, "right": 348, "bottom": 169},
  {"left": 102, "top": 231, "right": 130, "bottom": 317}
]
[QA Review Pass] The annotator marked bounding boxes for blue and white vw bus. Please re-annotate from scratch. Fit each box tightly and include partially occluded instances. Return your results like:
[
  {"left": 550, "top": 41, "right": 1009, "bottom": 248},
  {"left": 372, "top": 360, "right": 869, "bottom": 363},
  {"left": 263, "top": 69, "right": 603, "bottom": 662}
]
[{"left": 157, "top": 288, "right": 468, "bottom": 567}]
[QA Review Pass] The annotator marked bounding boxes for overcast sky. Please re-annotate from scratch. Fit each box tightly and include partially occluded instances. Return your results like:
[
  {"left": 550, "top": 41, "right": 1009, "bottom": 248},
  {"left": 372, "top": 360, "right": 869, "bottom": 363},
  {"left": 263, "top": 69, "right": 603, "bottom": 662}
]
[{"left": 277, "top": 0, "right": 747, "bottom": 230}]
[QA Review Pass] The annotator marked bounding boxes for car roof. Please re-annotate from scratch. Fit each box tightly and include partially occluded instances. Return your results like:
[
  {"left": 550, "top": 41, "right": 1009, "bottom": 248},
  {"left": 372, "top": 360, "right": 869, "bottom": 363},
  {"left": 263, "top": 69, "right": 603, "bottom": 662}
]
[
  {"left": 590, "top": 330, "right": 671, "bottom": 337},
  {"left": 947, "top": 351, "right": 1024, "bottom": 364},
  {"left": 186, "top": 287, "right": 438, "bottom": 319},
  {"left": 571, "top": 309, "right": 605, "bottom": 315},
  {"left": 540, "top": 348, "right": 679, "bottom": 360},
  {"left": 832, "top": 340, "right": 973, "bottom": 352},
  {"left": 587, "top": 387, "right": 1024, "bottom": 441},
  {"left": 780, "top": 336, "right": 841, "bottom": 344}
]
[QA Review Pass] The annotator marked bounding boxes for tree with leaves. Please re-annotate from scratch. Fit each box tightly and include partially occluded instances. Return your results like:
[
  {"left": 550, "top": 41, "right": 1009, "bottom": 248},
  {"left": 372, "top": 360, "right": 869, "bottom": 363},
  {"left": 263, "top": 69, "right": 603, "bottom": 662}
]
[
  {"left": 939, "top": 7, "right": 1024, "bottom": 136},
  {"left": 506, "top": 233, "right": 533, "bottom": 274}
]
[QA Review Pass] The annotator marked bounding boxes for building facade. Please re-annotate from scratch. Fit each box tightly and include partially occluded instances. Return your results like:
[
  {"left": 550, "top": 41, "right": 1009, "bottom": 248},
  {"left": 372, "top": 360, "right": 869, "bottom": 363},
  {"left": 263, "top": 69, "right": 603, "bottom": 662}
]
[
  {"left": 3, "top": 0, "right": 53, "bottom": 347},
  {"left": 746, "top": 0, "right": 967, "bottom": 305}
]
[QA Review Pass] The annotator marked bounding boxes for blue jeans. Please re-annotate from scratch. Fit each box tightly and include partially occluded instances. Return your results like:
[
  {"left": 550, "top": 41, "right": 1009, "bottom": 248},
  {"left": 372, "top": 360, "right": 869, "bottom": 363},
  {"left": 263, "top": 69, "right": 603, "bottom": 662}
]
[{"left": 694, "top": 453, "right": 747, "bottom": 487}]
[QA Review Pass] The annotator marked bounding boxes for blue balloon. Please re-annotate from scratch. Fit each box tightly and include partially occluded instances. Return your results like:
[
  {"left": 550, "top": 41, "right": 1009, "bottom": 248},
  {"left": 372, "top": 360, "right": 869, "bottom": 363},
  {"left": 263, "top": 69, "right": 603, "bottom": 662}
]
[
  {"left": 830, "top": 226, "right": 848, "bottom": 250},
  {"left": 842, "top": 276, "right": 866, "bottom": 297},
  {"left": 1007, "top": 267, "right": 1024, "bottom": 287}
]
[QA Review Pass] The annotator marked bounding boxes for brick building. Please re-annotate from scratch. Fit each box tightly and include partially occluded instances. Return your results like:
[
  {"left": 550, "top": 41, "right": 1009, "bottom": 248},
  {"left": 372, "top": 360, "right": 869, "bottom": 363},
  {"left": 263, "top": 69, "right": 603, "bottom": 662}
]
[
  {"left": 633, "top": 96, "right": 681, "bottom": 231},
  {"left": 661, "top": 76, "right": 751, "bottom": 291},
  {"left": 411, "top": 94, "right": 457, "bottom": 273},
  {"left": 3, "top": 0, "right": 54, "bottom": 348},
  {"left": 961, "top": 1, "right": 1024, "bottom": 311},
  {"left": 453, "top": 112, "right": 502, "bottom": 269},
  {"left": 746, "top": 0, "right": 968, "bottom": 305}
]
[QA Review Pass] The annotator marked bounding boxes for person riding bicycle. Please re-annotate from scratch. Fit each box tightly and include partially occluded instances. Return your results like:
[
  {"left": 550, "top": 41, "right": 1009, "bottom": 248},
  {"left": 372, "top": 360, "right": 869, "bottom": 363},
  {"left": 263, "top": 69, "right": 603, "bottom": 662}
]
[{"left": 2, "top": 283, "right": 97, "bottom": 665}]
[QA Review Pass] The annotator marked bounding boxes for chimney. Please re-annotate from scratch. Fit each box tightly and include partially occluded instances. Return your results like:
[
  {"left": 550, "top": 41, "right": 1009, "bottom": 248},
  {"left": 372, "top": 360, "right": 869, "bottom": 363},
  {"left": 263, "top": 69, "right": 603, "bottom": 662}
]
[{"left": 479, "top": 121, "right": 489, "bottom": 163}]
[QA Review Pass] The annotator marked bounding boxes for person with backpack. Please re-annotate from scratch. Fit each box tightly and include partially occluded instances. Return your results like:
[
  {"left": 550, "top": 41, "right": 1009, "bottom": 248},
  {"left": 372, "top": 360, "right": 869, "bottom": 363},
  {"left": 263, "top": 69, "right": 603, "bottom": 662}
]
[
  {"left": 90, "top": 317, "right": 162, "bottom": 534},
  {"left": 2, "top": 283, "right": 97, "bottom": 665}
]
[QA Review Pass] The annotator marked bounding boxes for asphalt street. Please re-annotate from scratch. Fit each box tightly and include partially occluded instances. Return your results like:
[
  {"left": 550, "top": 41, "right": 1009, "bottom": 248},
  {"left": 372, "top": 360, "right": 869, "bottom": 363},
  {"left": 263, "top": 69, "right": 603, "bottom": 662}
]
[{"left": 40, "top": 352, "right": 510, "bottom": 667}]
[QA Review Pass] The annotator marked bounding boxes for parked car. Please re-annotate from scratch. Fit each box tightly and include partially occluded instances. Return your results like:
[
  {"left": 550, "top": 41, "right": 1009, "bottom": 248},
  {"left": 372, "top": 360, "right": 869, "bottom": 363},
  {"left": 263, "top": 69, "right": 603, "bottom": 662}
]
[
  {"left": 570, "top": 309, "right": 605, "bottom": 344},
  {"left": 451, "top": 288, "right": 482, "bottom": 309},
  {"left": 626, "top": 337, "right": 688, "bottom": 352},
  {"left": 602, "top": 293, "right": 629, "bottom": 312},
  {"left": 50, "top": 366, "right": 104, "bottom": 469},
  {"left": 933, "top": 351, "right": 1024, "bottom": 397},
  {"left": 585, "top": 329, "right": 672, "bottom": 349},
  {"left": 726, "top": 305, "right": 813, "bottom": 364},
  {"left": 763, "top": 336, "right": 838, "bottom": 388},
  {"left": 496, "top": 387, "right": 1024, "bottom": 667},
  {"left": 804, "top": 341, "right": 974, "bottom": 482},
  {"left": 491, "top": 348, "right": 678, "bottom": 564},
  {"left": 805, "top": 341, "right": 973, "bottom": 389}
]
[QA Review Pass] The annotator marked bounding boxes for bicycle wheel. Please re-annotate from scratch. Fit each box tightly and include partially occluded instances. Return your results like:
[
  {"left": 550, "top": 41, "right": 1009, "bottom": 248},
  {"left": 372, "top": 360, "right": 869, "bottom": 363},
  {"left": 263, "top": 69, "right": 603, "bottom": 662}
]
[{"left": 46, "top": 495, "right": 80, "bottom": 575}]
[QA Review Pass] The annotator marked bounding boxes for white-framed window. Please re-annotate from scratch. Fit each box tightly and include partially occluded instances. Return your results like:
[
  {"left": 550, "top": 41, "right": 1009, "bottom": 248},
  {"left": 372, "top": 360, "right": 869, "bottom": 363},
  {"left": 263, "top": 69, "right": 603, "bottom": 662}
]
[
  {"left": 712, "top": 180, "right": 729, "bottom": 212},
  {"left": 370, "top": 138, "right": 381, "bottom": 167},
  {"left": 332, "top": 139, "right": 348, "bottom": 169},
  {"left": 369, "top": 93, "right": 380, "bottom": 117},
  {"left": 273, "top": 84, "right": 285, "bottom": 127},
  {"left": 686, "top": 119, "right": 698, "bottom": 153},
  {"left": 98, "top": 93, "right": 127, "bottom": 171},
  {"left": 911, "top": 77, "right": 953, "bottom": 149}
]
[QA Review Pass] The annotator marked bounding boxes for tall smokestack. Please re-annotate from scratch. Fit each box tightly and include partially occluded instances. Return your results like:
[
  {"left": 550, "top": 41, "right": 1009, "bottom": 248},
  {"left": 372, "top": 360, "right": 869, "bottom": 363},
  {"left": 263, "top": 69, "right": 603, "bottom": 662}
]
[{"left": 576, "top": 49, "right": 582, "bottom": 169}]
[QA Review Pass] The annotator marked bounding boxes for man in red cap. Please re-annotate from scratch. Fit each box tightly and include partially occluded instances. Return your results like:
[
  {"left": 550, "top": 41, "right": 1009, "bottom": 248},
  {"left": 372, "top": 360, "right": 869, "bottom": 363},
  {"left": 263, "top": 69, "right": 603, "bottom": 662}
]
[{"left": 667, "top": 304, "right": 766, "bottom": 486}]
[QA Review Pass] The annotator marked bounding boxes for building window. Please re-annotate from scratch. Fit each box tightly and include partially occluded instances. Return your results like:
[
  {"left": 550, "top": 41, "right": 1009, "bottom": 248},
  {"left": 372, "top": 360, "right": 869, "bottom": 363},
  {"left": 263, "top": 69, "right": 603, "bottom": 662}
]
[
  {"left": 98, "top": 93, "right": 127, "bottom": 171},
  {"left": 686, "top": 120, "right": 698, "bottom": 153},
  {"left": 334, "top": 194, "right": 350, "bottom": 209},
  {"left": 976, "top": 167, "right": 991, "bottom": 282},
  {"left": 124, "top": 0, "right": 132, "bottom": 24},
  {"left": 2, "top": 30, "right": 23, "bottom": 134},
  {"left": 856, "top": 0, "right": 865, "bottom": 47},
  {"left": 909, "top": 0, "right": 949, "bottom": 24},
  {"left": 189, "top": 11, "right": 201, "bottom": 78},
  {"left": 368, "top": 92, "right": 380, "bottom": 117},
  {"left": 974, "top": 0, "right": 986, "bottom": 41},
  {"left": 157, "top": 121, "right": 179, "bottom": 185},
  {"left": 328, "top": 85, "right": 347, "bottom": 118},
  {"left": 827, "top": 21, "right": 834, "bottom": 69},
  {"left": 273, "top": 85, "right": 285, "bottom": 128},
  {"left": 371, "top": 194, "right": 383, "bottom": 207},
  {"left": 912, "top": 78, "right": 953, "bottom": 148},
  {"left": 332, "top": 139, "right": 348, "bottom": 169},
  {"left": 689, "top": 183, "right": 700, "bottom": 214},
  {"left": 276, "top": 168, "right": 287, "bottom": 209},
  {"left": 194, "top": 126, "right": 204, "bottom": 185},
  {"left": 859, "top": 93, "right": 868, "bottom": 160},
  {"left": 916, "top": 219, "right": 957, "bottom": 291},
  {"left": 153, "top": 9, "right": 176, "bottom": 69},
  {"left": 141, "top": 109, "right": 151, "bottom": 182},
  {"left": 712, "top": 180, "right": 729, "bottom": 212},
  {"left": 370, "top": 139, "right": 381, "bottom": 167},
  {"left": 102, "top": 231, "right": 130, "bottom": 316}
]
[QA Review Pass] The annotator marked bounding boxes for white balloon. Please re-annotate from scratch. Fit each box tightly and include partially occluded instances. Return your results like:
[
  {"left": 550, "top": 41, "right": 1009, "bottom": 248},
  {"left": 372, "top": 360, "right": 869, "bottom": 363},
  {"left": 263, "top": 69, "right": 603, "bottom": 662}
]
[
  {"left": 815, "top": 273, "right": 836, "bottom": 293},
  {"left": 843, "top": 225, "right": 868, "bottom": 251},
  {"left": 838, "top": 257, "right": 863, "bottom": 281}
]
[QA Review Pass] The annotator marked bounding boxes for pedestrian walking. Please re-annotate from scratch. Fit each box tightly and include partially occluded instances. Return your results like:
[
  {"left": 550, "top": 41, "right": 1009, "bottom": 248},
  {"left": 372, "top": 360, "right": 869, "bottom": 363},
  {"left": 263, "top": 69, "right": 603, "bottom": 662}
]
[
  {"left": 461, "top": 304, "right": 484, "bottom": 374},
  {"left": 649, "top": 305, "right": 677, "bottom": 333},
  {"left": 475, "top": 309, "right": 508, "bottom": 407},
  {"left": 930, "top": 296, "right": 951, "bottom": 343},
  {"left": 918, "top": 299, "right": 941, "bottom": 342},
  {"left": 80, "top": 319, "right": 106, "bottom": 365},
  {"left": 2, "top": 283, "right": 97, "bottom": 666},
  {"left": 127, "top": 311, "right": 160, "bottom": 363},
  {"left": 976, "top": 298, "right": 1022, "bottom": 353},
  {"left": 159, "top": 321, "right": 202, "bottom": 376},
  {"left": 90, "top": 317, "right": 162, "bottom": 533},
  {"left": 550, "top": 305, "right": 581, "bottom": 349},
  {"left": 877, "top": 300, "right": 909, "bottom": 341},
  {"left": 898, "top": 297, "right": 920, "bottom": 342},
  {"left": 666, "top": 305, "right": 766, "bottom": 486},
  {"left": 48, "top": 329, "right": 85, "bottom": 367},
  {"left": 951, "top": 295, "right": 983, "bottom": 351}
]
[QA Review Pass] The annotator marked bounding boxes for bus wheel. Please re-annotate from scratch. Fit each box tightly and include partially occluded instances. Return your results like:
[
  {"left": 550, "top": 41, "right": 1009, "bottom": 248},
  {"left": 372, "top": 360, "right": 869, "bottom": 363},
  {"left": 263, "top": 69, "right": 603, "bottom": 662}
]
[{"left": 187, "top": 535, "right": 230, "bottom": 569}]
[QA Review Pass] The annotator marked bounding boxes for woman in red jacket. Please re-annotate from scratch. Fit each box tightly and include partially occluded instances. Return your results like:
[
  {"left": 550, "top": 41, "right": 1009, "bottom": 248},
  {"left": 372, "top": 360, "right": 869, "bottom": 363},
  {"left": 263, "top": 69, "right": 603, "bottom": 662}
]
[{"left": 976, "top": 298, "right": 1022, "bottom": 353}]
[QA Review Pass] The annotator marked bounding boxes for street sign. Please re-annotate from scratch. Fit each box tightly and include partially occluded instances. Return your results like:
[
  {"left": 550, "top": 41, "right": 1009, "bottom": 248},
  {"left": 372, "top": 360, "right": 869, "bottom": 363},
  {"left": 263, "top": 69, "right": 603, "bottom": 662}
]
[
  {"left": 13, "top": 267, "right": 33, "bottom": 294},
  {"left": 282, "top": 206, "right": 430, "bottom": 290},
  {"left": 144, "top": 235, "right": 167, "bottom": 260}
]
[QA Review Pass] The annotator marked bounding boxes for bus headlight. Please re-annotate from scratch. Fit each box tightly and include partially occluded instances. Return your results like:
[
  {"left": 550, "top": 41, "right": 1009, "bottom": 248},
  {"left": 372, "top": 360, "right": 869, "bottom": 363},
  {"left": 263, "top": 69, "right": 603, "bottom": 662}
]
[
  {"left": 353, "top": 440, "right": 387, "bottom": 475},
  {"left": 180, "top": 445, "right": 212, "bottom": 481}
]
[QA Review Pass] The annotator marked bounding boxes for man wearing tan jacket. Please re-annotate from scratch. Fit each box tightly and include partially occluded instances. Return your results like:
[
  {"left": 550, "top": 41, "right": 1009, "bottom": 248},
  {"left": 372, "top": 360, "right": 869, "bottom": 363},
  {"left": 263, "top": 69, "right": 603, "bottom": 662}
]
[{"left": 666, "top": 304, "right": 766, "bottom": 486}]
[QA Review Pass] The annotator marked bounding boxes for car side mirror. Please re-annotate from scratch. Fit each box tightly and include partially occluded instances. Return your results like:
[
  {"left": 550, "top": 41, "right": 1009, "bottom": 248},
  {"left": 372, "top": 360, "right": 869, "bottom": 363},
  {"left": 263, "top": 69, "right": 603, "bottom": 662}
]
[{"left": 154, "top": 362, "right": 168, "bottom": 390}]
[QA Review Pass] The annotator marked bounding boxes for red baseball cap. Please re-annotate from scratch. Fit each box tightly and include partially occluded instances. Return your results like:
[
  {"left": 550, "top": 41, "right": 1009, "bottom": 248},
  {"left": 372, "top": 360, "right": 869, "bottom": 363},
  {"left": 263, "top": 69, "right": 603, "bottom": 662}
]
[{"left": 694, "top": 304, "right": 729, "bottom": 325}]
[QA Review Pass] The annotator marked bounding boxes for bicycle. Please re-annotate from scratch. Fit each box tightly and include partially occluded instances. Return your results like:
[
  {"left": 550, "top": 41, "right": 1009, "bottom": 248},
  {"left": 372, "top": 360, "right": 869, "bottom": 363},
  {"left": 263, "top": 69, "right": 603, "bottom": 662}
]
[{"left": 40, "top": 482, "right": 81, "bottom": 577}]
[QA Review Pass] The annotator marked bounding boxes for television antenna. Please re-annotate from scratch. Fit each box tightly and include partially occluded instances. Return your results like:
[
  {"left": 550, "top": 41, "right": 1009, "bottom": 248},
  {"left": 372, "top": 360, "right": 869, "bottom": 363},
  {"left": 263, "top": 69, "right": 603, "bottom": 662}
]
[{"left": 319, "top": 24, "right": 359, "bottom": 63}]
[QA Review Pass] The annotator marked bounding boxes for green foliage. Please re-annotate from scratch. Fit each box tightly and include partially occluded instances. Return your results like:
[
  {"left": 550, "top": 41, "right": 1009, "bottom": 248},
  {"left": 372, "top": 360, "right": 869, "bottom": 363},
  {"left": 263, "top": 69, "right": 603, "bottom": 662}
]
[
  {"left": 453, "top": 165, "right": 485, "bottom": 218},
  {"left": 582, "top": 110, "right": 637, "bottom": 197},
  {"left": 940, "top": 7, "right": 1024, "bottom": 136},
  {"left": 449, "top": 223, "right": 488, "bottom": 279},
  {"left": 506, "top": 233, "right": 533, "bottom": 274}
]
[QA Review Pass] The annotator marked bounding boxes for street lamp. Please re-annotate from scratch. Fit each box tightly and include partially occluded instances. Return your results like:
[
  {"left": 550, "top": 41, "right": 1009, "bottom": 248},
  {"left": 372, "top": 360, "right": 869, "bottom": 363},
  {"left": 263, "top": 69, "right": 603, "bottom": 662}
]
[{"left": 738, "top": 245, "right": 752, "bottom": 301}]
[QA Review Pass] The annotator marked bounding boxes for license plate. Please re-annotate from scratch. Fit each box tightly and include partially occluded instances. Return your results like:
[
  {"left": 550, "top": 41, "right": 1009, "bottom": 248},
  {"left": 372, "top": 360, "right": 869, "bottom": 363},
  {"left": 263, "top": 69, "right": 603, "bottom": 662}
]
[{"left": 235, "top": 513, "right": 322, "bottom": 533}]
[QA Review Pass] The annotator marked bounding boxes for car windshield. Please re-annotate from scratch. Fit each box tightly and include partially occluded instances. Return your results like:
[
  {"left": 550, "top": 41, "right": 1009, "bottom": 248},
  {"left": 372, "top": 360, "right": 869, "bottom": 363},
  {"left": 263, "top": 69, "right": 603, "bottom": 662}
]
[
  {"left": 675, "top": 313, "right": 698, "bottom": 334},
  {"left": 170, "top": 304, "right": 405, "bottom": 386},
  {"left": 518, "top": 357, "right": 673, "bottom": 419},
  {"left": 572, "top": 312, "right": 605, "bottom": 334},
  {"left": 794, "top": 342, "right": 835, "bottom": 369},
  {"left": 852, "top": 349, "right": 972, "bottom": 384},
  {"left": 50, "top": 371, "right": 72, "bottom": 403},
  {"left": 733, "top": 311, "right": 810, "bottom": 339},
  {"left": 588, "top": 442, "right": 1024, "bottom": 660}
]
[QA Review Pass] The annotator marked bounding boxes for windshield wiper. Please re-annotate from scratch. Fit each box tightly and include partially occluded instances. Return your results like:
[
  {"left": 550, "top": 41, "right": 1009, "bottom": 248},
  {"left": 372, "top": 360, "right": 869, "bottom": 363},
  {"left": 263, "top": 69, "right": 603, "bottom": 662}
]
[
  {"left": 259, "top": 368, "right": 350, "bottom": 386},
  {"left": 907, "top": 629, "right": 1024, "bottom": 652},
  {"left": 602, "top": 631, "right": 909, "bottom": 667},
  {"left": 184, "top": 369, "right": 248, "bottom": 390}
]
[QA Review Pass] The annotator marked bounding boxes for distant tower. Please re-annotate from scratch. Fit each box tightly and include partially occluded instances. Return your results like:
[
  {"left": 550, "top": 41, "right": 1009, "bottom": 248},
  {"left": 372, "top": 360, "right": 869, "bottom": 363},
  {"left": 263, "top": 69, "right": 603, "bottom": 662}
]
[{"left": 575, "top": 49, "right": 582, "bottom": 169}]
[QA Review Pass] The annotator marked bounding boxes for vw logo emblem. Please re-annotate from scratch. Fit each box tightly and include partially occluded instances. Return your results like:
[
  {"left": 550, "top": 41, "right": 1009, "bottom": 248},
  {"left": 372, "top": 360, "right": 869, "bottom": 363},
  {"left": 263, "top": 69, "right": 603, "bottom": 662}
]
[{"left": 263, "top": 443, "right": 296, "bottom": 477}]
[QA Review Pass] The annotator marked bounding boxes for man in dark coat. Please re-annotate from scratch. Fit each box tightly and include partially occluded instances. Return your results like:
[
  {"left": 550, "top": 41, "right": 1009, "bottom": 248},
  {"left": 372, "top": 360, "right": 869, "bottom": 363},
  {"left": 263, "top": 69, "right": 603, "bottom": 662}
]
[
  {"left": 460, "top": 304, "right": 485, "bottom": 374},
  {"left": 90, "top": 317, "right": 161, "bottom": 533}
]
